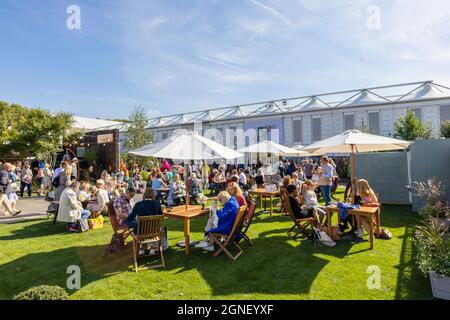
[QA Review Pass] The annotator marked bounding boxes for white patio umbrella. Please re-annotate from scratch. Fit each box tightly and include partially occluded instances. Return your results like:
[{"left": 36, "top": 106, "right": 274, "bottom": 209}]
[
  {"left": 303, "top": 129, "right": 411, "bottom": 202},
  {"left": 128, "top": 131, "right": 243, "bottom": 208},
  {"left": 237, "top": 140, "right": 310, "bottom": 156}
]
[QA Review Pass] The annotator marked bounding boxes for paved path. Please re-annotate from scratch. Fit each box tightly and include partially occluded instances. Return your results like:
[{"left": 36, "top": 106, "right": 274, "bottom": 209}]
[
  {"left": 0, "top": 194, "right": 144, "bottom": 224},
  {"left": 0, "top": 197, "right": 49, "bottom": 224}
]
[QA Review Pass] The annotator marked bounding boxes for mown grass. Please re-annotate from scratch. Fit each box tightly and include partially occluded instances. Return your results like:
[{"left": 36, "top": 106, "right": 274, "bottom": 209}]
[{"left": 0, "top": 189, "right": 431, "bottom": 300}]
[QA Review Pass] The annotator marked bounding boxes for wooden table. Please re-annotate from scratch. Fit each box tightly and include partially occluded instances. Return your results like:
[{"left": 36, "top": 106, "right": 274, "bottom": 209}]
[
  {"left": 248, "top": 188, "right": 280, "bottom": 217},
  {"left": 164, "top": 205, "right": 210, "bottom": 255},
  {"left": 326, "top": 205, "right": 381, "bottom": 249}
]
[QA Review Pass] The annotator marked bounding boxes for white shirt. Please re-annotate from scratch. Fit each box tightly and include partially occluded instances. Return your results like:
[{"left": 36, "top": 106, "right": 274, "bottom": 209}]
[{"left": 239, "top": 172, "right": 247, "bottom": 185}]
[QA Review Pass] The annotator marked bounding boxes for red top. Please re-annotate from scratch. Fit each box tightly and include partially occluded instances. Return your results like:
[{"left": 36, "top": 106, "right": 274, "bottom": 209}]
[{"left": 235, "top": 195, "right": 247, "bottom": 207}]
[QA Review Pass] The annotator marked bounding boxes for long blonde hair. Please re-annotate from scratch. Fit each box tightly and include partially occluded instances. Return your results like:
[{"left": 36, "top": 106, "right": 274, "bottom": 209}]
[
  {"left": 227, "top": 182, "right": 243, "bottom": 198},
  {"left": 65, "top": 165, "right": 73, "bottom": 177},
  {"left": 357, "top": 179, "right": 373, "bottom": 196}
]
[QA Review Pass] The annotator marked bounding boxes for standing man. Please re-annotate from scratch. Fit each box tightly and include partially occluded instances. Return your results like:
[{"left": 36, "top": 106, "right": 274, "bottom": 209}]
[
  {"left": 318, "top": 156, "right": 334, "bottom": 206},
  {"left": 304, "top": 159, "right": 315, "bottom": 180}
]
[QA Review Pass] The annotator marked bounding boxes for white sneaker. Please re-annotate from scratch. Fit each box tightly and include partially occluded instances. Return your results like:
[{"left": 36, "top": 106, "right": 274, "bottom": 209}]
[
  {"left": 202, "top": 245, "right": 215, "bottom": 252},
  {"left": 195, "top": 240, "right": 209, "bottom": 248}
]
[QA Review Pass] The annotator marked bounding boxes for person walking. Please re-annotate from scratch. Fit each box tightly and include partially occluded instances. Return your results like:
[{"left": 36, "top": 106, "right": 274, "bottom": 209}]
[
  {"left": 54, "top": 161, "right": 73, "bottom": 201},
  {"left": 20, "top": 163, "right": 33, "bottom": 198}
]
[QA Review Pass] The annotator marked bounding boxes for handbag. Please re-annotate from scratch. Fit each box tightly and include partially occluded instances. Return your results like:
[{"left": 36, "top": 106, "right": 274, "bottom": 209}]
[
  {"left": 77, "top": 219, "right": 90, "bottom": 232},
  {"left": 52, "top": 175, "right": 60, "bottom": 188}
]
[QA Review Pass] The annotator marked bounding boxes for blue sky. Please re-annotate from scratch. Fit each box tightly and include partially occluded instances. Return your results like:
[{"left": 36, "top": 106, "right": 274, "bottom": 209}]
[{"left": 1, "top": 0, "right": 450, "bottom": 119}]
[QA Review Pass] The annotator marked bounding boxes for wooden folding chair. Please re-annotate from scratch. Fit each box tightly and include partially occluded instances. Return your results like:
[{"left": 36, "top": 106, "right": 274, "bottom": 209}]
[
  {"left": 282, "top": 193, "right": 314, "bottom": 240},
  {"left": 209, "top": 205, "right": 247, "bottom": 261},
  {"left": 240, "top": 197, "right": 256, "bottom": 246},
  {"left": 279, "top": 186, "right": 288, "bottom": 214},
  {"left": 107, "top": 201, "right": 132, "bottom": 243},
  {"left": 132, "top": 215, "right": 165, "bottom": 272}
]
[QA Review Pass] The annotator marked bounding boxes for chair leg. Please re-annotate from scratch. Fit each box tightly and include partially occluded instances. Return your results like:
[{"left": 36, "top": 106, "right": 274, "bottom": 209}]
[
  {"left": 159, "top": 243, "right": 165, "bottom": 268},
  {"left": 242, "top": 234, "right": 253, "bottom": 246},
  {"left": 132, "top": 239, "right": 138, "bottom": 273}
]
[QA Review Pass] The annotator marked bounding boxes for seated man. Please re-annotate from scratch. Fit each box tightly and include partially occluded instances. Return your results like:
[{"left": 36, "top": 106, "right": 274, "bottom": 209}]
[
  {"left": 195, "top": 191, "right": 239, "bottom": 252},
  {"left": 125, "top": 188, "right": 163, "bottom": 231},
  {"left": 113, "top": 187, "right": 136, "bottom": 226},
  {"left": 286, "top": 184, "right": 321, "bottom": 226}
]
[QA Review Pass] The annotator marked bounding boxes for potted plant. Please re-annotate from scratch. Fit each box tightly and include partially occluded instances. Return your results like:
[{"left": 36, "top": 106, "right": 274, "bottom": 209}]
[{"left": 413, "top": 179, "right": 450, "bottom": 300}]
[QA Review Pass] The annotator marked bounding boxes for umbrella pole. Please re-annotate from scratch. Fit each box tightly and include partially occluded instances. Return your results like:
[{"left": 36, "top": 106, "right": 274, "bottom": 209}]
[
  {"left": 185, "top": 160, "right": 189, "bottom": 210},
  {"left": 351, "top": 144, "right": 356, "bottom": 204}
]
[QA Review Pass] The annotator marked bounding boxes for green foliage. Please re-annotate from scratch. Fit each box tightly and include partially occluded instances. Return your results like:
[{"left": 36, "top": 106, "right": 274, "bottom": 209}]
[
  {"left": 441, "top": 120, "right": 450, "bottom": 138},
  {"left": 414, "top": 179, "right": 450, "bottom": 277},
  {"left": 0, "top": 101, "right": 73, "bottom": 162},
  {"left": 394, "top": 110, "right": 434, "bottom": 141},
  {"left": 13, "top": 285, "right": 69, "bottom": 300},
  {"left": 122, "top": 106, "right": 153, "bottom": 167},
  {"left": 356, "top": 122, "right": 374, "bottom": 134},
  {"left": 84, "top": 150, "right": 97, "bottom": 166},
  {"left": 415, "top": 218, "right": 450, "bottom": 277}
]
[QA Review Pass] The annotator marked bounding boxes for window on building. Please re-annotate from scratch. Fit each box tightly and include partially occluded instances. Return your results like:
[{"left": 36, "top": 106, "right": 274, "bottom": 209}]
[
  {"left": 258, "top": 127, "right": 268, "bottom": 142},
  {"left": 293, "top": 118, "right": 302, "bottom": 143},
  {"left": 162, "top": 132, "right": 168, "bottom": 140},
  {"left": 440, "top": 104, "right": 450, "bottom": 123},
  {"left": 312, "top": 117, "right": 321, "bottom": 142},
  {"left": 410, "top": 107, "right": 422, "bottom": 121},
  {"left": 344, "top": 113, "right": 355, "bottom": 131},
  {"left": 368, "top": 111, "right": 380, "bottom": 134}
]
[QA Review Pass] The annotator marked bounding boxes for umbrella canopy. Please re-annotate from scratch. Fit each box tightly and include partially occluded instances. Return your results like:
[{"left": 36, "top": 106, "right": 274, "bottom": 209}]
[
  {"left": 303, "top": 130, "right": 411, "bottom": 154},
  {"left": 128, "top": 131, "right": 243, "bottom": 210},
  {"left": 128, "top": 131, "right": 243, "bottom": 160},
  {"left": 302, "top": 130, "right": 411, "bottom": 203},
  {"left": 237, "top": 140, "right": 310, "bottom": 156}
]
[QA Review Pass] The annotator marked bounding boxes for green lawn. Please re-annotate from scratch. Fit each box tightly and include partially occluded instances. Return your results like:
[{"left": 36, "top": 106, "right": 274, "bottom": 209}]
[{"left": 0, "top": 189, "right": 431, "bottom": 300}]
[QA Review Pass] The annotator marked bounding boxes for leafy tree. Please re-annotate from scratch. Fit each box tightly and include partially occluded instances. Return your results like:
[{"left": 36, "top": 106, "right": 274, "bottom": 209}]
[
  {"left": 356, "top": 122, "right": 375, "bottom": 134},
  {"left": 0, "top": 101, "right": 74, "bottom": 164},
  {"left": 440, "top": 120, "right": 450, "bottom": 138},
  {"left": 394, "top": 110, "right": 434, "bottom": 141},
  {"left": 122, "top": 106, "right": 153, "bottom": 167}
]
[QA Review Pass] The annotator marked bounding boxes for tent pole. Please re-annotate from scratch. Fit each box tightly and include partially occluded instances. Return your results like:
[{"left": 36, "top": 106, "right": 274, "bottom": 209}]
[
  {"left": 185, "top": 160, "right": 189, "bottom": 210},
  {"left": 351, "top": 144, "right": 356, "bottom": 204}
]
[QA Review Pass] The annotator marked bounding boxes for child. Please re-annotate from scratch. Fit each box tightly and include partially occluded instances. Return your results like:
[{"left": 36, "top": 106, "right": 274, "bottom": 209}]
[{"left": 302, "top": 180, "right": 326, "bottom": 223}]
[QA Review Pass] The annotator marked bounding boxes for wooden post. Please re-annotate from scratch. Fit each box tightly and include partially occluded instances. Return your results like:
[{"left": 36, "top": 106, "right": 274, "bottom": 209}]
[
  {"left": 185, "top": 160, "right": 189, "bottom": 210},
  {"left": 351, "top": 144, "right": 356, "bottom": 204}
]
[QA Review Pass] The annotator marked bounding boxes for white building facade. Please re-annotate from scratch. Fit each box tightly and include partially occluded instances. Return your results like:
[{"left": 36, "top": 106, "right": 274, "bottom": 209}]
[{"left": 147, "top": 81, "right": 450, "bottom": 152}]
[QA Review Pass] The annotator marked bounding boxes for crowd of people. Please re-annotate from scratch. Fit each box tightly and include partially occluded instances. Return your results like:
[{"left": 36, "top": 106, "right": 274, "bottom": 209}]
[{"left": 1, "top": 154, "right": 378, "bottom": 244}]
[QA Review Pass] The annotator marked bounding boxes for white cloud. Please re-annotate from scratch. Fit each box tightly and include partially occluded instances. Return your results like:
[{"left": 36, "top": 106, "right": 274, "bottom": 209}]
[
  {"left": 247, "top": 0, "right": 294, "bottom": 26},
  {"left": 141, "top": 16, "right": 167, "bottom": 32}
]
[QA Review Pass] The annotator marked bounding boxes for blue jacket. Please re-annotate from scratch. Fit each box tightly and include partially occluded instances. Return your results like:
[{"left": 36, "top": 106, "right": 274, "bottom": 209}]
[
  {"left": 337, "top": 202, "right": 360, "bottom": 219},
  {"left": 207, "top": 196, "right": 239, "bottom": 237}
]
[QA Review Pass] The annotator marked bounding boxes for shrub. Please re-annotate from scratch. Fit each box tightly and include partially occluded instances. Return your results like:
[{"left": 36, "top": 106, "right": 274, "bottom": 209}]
[
  {"left": 441, "top": 120, "right": 450, "bottom": 138},
  {"left": 414, "top": 179, "right": 450, "bottom": 277},
  {"left": 13, "top": 285, "right": 70, "bottom": 300}
]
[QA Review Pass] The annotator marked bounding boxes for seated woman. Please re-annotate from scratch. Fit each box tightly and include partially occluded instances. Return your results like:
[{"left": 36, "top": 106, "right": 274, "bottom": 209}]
[
  {"left": 87, "top": 179, "right": 110, "bottom": 214},
  {"left": 255, "top": 168, "right": 265, "bottom": 186},
  {"left": 125, "top": 188, "right": 163, "bottom": 231},
  {"left": 195, "top": 191, "right": 240, "bottom": 252},
  {"left": 227, "top": 182, "right": 247, "bottom": 207},
  {"left": 57, "top": 181, "right": 91, "bottom": 232},
  {"left": 286, "top": 184, "right": 321, "bottom": 226},
  {"left": 301, "top": 180, "right": 326, "bottom": 223},
  {"left": 188, "top": 173, "right": 201, "bottom": 203},
  {"left": 291, "top": 172, "right": 302, "bottom": 191},
  {"left": 355, "top": 179, "right": 379, "bottom": 242},
  {"left": 167, "top": 173, "right": 185, "bottom": 207},
  {"left": 210, "top": 169, "right": 226, "bottom": 195}
]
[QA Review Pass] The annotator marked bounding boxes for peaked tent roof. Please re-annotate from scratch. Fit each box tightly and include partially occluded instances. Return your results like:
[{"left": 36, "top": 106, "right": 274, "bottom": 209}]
[
  {"left": 71, "top": 116, "right": 125, "bottom": 132},
  {"left": 397, "top": 82, "right": 450, "bottom": 101},
  {"left": 336, "top": 90, "right": 391, "bottom": 107},
  {"left": 289, "top": 96, "right": 330, "bottom": 111}
]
